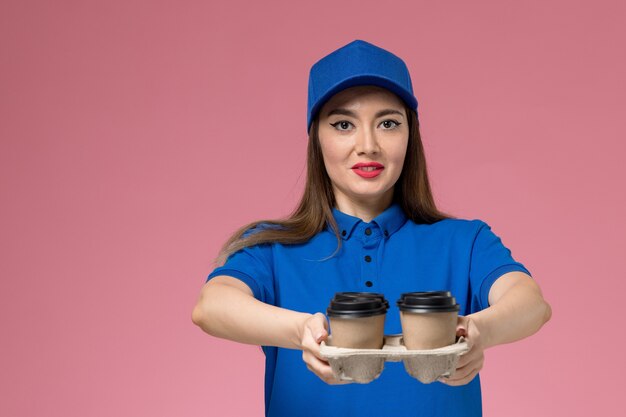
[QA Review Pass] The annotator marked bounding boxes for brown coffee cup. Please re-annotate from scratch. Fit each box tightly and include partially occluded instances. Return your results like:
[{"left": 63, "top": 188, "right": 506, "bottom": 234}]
[
  {"left": 397, "top": 291, "right": 460, "bottom": 350},
  {"left": 326, "top": 293, "right": 388, "bottom": 349}
]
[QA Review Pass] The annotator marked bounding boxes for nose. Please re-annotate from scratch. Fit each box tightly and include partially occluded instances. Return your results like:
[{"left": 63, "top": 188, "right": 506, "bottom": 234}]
[{"left": 354, "top": 124, "right": 381, "bottom": 155}]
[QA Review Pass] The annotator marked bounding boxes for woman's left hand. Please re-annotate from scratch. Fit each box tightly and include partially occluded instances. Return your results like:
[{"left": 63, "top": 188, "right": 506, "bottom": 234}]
[{"left": 438, "top": 315, "right": 485, "bottom": 386}]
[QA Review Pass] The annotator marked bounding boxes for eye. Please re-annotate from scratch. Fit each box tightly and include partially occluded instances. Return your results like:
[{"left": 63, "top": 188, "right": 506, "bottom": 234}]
[
  {"left": 330, "top": 121, "right": 353, "bottom": 131},
  {"left": 380, "top": 120, "right": 401, "bottom": 129}
]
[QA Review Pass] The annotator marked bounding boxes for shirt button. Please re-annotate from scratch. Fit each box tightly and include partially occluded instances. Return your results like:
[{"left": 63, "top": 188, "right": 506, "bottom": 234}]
[
  {"left": 341, "top": 230, "right": 346, "bottom": 236},
  {"left": 365, "top": 228, "right": 372, "bottom": 236},
  {"left": 384, "top": 230, "right": 389, "bottom": 237},
  {"left": 365, "top": 280, "right": 373, "bottom": 287},
  {"left": 364, "top": 255, "right": 371, "bottom": 262}
]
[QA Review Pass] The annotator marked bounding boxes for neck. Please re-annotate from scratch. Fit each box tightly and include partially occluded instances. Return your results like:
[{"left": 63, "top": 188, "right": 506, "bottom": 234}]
[{"left": 333, "top": 190, "right": 394, "bottom": 222}]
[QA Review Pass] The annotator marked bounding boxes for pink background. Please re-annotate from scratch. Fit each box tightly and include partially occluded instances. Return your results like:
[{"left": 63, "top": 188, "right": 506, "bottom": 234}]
[{"left": 2, "top": 0, "right": 624, "bottom": 416}]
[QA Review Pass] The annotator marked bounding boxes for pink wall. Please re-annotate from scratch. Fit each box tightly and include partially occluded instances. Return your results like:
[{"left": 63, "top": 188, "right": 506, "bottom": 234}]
[{"left": 2, "top": 0, "right": 624, "bottom": 415}]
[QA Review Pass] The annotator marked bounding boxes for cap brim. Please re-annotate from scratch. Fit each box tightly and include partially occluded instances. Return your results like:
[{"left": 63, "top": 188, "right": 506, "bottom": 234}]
[{"left": 308, "top": 74, "right": 418, "bottom": 133}]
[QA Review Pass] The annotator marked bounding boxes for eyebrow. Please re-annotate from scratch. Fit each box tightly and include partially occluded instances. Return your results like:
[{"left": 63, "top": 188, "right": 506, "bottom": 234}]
[{"left": 326, "top": 108, "right": 405, "bottom": 119}]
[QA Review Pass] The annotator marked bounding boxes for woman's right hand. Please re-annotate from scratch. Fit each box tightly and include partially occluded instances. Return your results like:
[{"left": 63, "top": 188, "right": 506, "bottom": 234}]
[{"left": 300, "top": 312, "right": 353, "bottom": 385}]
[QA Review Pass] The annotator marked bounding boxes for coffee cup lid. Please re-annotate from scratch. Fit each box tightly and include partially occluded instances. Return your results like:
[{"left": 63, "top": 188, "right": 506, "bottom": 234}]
[
  {"left": 327, "top": 296, "right": 388, "bottom": 318},
  {"left": 332, "top": 292, "right": 389, "bottom": 310},
  {"left": 396, "top": 291, "right": 460, "bottom": 313},
  {"left": 334, "top": 291, "right": 386, "bottom": 299},
  {"left": 399, "top": 291, "right": 452, "bottom": 299}
]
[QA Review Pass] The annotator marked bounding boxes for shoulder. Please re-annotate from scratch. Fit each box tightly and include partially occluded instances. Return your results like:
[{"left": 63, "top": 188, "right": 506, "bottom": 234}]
[{"left": 242, "top": 221, "right": 285, "bottom": 238}]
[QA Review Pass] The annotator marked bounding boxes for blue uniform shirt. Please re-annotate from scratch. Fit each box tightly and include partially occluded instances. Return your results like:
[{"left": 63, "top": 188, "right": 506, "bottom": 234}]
[{"left": 206, "top": 202, "right": 531, "bottom": 417}]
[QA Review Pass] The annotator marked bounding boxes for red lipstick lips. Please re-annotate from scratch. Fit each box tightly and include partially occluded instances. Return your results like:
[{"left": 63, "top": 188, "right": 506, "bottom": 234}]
[{"left": 351, "top": 162, "right": 384, "bottom": 178}]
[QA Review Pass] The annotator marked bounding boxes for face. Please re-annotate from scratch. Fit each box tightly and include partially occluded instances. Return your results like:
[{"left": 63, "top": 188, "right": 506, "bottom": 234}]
[{"left": 317, "top": 85, "right": 409, "bottom": 208}]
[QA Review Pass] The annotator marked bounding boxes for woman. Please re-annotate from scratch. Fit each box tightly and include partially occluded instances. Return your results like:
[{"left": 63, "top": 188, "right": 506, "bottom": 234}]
[{"left": 192, "top": 39, "right": 551, "bottom": 417}]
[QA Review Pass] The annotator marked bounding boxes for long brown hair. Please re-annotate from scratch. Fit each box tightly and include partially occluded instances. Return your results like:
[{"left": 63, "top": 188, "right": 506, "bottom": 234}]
[{"left": 212, "top": 103, "right": 453, "bottom": 267}]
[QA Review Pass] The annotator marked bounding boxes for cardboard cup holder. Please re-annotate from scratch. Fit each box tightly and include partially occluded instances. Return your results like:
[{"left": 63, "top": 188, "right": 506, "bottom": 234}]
[{"left": 320, "top": 334, "right": 469, "bottom": 384}]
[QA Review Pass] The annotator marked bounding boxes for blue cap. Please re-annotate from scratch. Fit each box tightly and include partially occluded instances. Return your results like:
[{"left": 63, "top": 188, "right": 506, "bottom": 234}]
[{"left": 307, "top": 39, "right": 418, "bottom": 133}]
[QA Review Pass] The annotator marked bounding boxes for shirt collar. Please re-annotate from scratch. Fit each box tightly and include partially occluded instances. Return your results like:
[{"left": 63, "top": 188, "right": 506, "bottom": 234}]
[{"left": 328, "top": 201, "right": 408, "bottom": 240}]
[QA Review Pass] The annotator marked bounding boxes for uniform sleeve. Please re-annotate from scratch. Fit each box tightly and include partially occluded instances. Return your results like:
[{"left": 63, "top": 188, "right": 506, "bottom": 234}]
[
  {"left": 469, "top": 220, "right": 532, "bottom": 311},
  {"left": 206, "top": 225, "right": 276, "bottom": 306}
]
